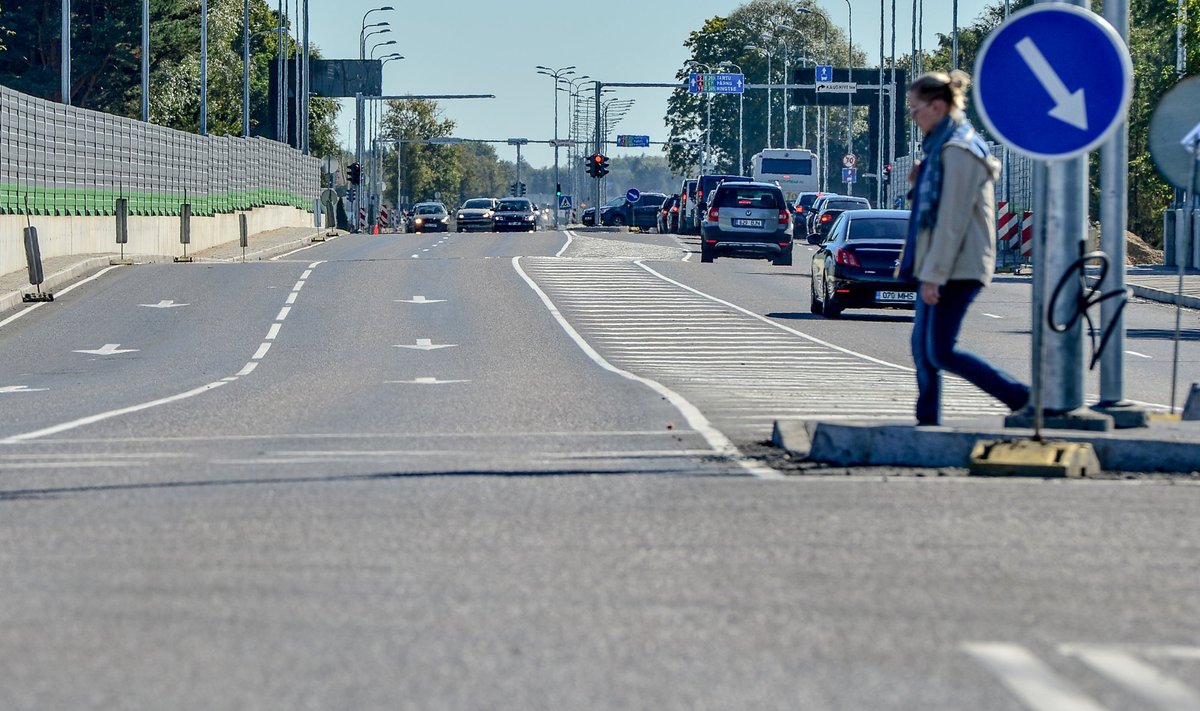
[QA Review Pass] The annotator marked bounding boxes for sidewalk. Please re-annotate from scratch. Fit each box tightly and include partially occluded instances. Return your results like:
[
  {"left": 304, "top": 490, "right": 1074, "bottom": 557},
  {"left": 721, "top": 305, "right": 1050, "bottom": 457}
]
[{"left": 1, "top": 226, "right": 339, "bottom": 314}]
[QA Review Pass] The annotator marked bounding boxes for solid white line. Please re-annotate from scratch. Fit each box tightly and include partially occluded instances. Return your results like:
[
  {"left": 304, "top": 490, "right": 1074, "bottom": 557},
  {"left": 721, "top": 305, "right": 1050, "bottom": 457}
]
[
  {"left": 556, "top": 230, "right": 574, "bottom": 257},
  {"left": 962, "top": 643, "right": 1110, "bottom": 711},
  {"left": 983, "top": 313, "right": 1003, "bottom": 319},
  {"left": 276, "top": 306, "right": 291, "bottom": 321},
  {"left": 1, "top": 381, "right": 229, "bottom": 443},
  {"left": 266, "top": 323, "right": 282, "bottom": 340},
  {"left": 252, "top": 343, "right": 271, "bottom": 360},
  {"left": 237, "top": 362, "right": 258, "bottom": 376},
  {"left": 1059, "top": 644, "right": 1200, "bottom": 710},
  {"left": 271, "top": 235, "right": 338, "bottom": 261},
  {"left": 513, "top": 256, "right": 781, "bottom": 480},
  {"left": 0, "top": 265, "right": 125, "bottom": 330}
]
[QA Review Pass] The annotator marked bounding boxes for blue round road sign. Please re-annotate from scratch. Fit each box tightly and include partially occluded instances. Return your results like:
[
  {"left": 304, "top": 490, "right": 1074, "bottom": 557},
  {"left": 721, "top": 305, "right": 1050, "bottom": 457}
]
[
  {"left": 974, "top": 4, "right": 1132, "bottom": 160},
  {"left": 626, "top": 188, "right": 641, "bottom": 203}
]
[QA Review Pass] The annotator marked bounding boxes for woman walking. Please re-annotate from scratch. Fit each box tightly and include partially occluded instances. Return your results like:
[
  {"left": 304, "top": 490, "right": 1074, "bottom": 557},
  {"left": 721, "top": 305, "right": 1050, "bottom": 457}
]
[{"left": 899, "top": 70, "right": 1030, "bottom": 426}]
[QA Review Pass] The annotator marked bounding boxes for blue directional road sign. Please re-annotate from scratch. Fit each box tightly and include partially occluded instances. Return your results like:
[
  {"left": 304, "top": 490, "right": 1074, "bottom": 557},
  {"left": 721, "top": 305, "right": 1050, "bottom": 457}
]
[
  {"left": 626, "top": 188, "right": 641, "bottom": 203},
  {"left": 841, "top": 167, "right": 857, "bottom": 184},
  {"left": 688, "top": 72, "right": 745, "bottom": 94},
  {"left": 815, "top": 65, "right": 833, "bottom": 83},
  {"left": 617, "top": 134, "right": 650, "bottom": 148},
  {"left": 974, "top": 4, "right": 1132, "bottom": 160}
]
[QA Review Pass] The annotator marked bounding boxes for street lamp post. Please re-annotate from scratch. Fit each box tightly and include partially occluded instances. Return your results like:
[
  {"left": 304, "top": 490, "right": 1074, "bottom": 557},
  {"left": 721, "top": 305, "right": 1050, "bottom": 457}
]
[
  {"left": 719, "top": 61, "right": 744, "bottom": 175},
  {"left": 356, "top": 6, "right": 393, "bottom": 231},
  {"left": 687, "top": 61, "right": 714, "bottom": 170},
  {"left": 560, "top": 75, "right": 590, "bottom": 212},
  {"left": 536, "top": 65, "right": 576, "bottom": 228},
  {"left": 200, "top": 0, "right": 208, "bottom": 135},
  {"left": 746, "top": 45, "right": 773, "bottom": 147}
]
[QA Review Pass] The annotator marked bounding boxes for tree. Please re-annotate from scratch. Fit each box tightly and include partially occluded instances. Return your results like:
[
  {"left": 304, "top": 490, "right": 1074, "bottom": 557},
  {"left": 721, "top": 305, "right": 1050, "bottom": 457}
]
[
  {"left": 0, "top": 0, "right": 339, "bottom": 155},
  {"left": 380, "top": 98, "right": 460, "bottom": 205}
]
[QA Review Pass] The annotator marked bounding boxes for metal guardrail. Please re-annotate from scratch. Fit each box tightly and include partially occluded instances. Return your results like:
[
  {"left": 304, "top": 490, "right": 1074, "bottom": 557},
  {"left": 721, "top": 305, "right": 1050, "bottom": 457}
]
[{"left": 0, "top": 85, "right": 318, "bottom": 217}]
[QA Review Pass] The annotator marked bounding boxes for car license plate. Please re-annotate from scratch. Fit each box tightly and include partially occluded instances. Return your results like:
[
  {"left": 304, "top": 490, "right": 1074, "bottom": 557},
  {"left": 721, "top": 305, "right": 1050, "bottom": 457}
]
[
  {"left": 732, "top": 218, "right": 764, "bottom": 227},
  {"left": 877, "top": 290, "right": 916, "bottom": 302}
]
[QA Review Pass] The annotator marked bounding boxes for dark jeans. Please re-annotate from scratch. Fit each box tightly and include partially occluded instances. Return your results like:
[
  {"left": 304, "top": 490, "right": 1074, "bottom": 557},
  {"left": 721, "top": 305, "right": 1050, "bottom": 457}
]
[{"left": 912, "top": 280, "right": 1030, "bottom": 425}]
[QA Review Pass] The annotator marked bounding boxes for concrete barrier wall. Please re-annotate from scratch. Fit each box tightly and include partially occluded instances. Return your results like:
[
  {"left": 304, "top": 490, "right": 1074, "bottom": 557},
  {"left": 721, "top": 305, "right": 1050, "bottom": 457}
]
[{"left": 1, "top": 205, "right": 312, "bottom": 275}]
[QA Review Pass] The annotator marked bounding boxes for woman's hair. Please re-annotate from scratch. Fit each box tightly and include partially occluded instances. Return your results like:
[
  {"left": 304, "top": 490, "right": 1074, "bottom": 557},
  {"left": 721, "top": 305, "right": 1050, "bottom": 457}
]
[{"left": 909, "top": 69, "right": 971, "bottom": 112}]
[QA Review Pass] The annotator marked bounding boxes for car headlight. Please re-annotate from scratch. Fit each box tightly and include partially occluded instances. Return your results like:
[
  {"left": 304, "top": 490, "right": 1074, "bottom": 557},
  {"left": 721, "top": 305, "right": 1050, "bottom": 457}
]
[
  {"left": 415, "top": 218, "right": 424, "bottom": 225},
  {"left": 458, "top": 213, "right": 465, "bottom": 219}
]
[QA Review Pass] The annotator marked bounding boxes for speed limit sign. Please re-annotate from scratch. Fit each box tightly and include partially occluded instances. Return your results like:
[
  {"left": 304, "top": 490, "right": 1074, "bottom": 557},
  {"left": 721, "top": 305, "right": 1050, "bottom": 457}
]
[{"left": 842, "top": 154, "right": 857, "bottom": 168}]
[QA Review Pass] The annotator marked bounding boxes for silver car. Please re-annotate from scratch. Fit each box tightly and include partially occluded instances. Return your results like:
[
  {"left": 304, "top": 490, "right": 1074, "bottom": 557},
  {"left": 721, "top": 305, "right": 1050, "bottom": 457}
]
[
  {"left": 698, "top": 181, "right": 793, "bottom": 266},
  {"left": 407, "top": 202, "right": 450, "bottom": 233}
]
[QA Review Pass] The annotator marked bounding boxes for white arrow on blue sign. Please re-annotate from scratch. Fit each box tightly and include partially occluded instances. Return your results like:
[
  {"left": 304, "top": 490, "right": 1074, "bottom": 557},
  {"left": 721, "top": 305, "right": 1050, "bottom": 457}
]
[
  {"left": 626, "top": 188, "right": 641, "bottom": 203},
  {"left": 815, "top": 65, "right": 833, "bottom": 83},
  {"left": 974, "top": 4, "right": 1132, "bottom": 160}
]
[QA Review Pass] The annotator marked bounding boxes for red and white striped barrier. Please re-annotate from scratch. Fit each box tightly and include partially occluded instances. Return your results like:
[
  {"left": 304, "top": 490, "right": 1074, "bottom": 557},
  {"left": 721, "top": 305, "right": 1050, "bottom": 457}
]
[
  {"left": 1020, "top": 211, "right": 1033, "bottom": 257},
  {"left": 359, "top": 205, "right": 367, "bottom": 232},
  {"left": 996, "top": 201, "right": 1020, "bottom": 251},
  {"left": 378, "top": 207, "right": 389, "bottom": 233}
]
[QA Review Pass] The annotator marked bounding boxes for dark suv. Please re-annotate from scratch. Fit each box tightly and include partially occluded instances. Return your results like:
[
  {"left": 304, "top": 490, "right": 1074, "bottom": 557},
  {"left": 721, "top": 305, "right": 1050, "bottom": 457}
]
[
  {"left": 689, "top": 173, "right": 753, "bottom": 234},
  {"left": 601, "top": 192, "right": 667, "bottom": 229},
  {"left": 699, "top": 181, "right": 793, "bottom": 265}
]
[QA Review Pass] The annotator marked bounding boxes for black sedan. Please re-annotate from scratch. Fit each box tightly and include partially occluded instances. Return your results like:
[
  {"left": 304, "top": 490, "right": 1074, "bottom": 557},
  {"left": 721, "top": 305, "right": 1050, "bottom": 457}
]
[
  {"left": 809, "top": 209, "right": 917, "bottom": 318},
  {"left": 491, "top": 198, "right": 540, "bottom": 232}
]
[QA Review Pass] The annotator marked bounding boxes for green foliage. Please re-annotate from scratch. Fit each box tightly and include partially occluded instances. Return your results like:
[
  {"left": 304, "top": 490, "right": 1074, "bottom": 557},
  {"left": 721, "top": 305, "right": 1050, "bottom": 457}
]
[
  {"left": 0, "top": 0, "right": 339, "bottom": 155},
  {"left": 380, "top": 99, "right": 461, "bottom": 205}
]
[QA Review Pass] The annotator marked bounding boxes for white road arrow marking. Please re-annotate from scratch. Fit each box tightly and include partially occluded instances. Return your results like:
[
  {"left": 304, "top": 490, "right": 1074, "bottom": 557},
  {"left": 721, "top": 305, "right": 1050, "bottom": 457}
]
[
  {"left": 1015, "top": 36, "right": 1088, "bottom": 131},
  {"left": 394, "top": 339, "right": 457, "bottom": 351},
  {"left": 386, "top": 377, "right": 471, "bottom": 385},
  {"left": 140, "top": 300, "right": 189, "bottom": 308},
  {"left": 0, "top": 385, "right": 49, "bottom": 394},
  {"left": 73, "top": 344, "right": 139, "bottom": 355},
  {"left": 395, "top": 296, "right": 446, "bottom": 304}
]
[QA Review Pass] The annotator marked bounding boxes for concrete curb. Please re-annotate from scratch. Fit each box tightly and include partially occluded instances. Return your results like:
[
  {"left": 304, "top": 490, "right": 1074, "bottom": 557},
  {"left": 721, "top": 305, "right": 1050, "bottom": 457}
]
[
  {"left": 1127, "top": 283, "right": 1200, "bottom": 310},
  {"left": 773, "top": 419, "right": 1200, "bottom": 473},
  {"left": 0, "top": 255, "right": 154, "bottom": 315}
]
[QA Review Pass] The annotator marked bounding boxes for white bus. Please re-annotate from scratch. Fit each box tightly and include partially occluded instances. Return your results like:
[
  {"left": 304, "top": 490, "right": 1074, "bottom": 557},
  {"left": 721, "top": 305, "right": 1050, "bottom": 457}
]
[{"left": 751, "top": 148, "right": 819, "bottom": 203}]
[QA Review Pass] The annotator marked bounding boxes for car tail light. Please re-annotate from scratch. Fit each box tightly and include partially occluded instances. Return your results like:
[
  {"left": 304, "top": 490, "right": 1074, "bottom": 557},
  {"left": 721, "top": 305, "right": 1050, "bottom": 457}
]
[
  {"left": 671, "top": 205, "right": 679, "bottom": 213},
  {"left": 697, "top": 189, "right": 704, "bottom": 201},
  {"left": 820, "top": 213, "right": 832, "bottom": 223},
  {"left": 778, "top": 210, "right": 790, "bottom": 225},
  {"left": 707, "top": 207, "right": 720, "bottom": 222},
  {"left": 794, "top": 206, "right": 804, "bottom": 213},
  {"left": 835, "top": 249, "right": 861, "bottom": 267},
  {"left": 705, "top": 239, "right": 717, "bottom": 245}
]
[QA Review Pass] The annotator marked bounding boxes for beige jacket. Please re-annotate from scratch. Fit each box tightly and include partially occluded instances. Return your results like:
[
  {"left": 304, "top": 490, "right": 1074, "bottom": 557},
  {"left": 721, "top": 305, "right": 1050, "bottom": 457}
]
[{"left": 912, "top": 142, "right": 1001, "bottom": 286}]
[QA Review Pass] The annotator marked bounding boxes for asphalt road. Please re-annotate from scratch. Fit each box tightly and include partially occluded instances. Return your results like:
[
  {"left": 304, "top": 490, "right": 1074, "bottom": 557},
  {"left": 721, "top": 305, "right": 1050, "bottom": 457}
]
[{"left": 0, "top": 229, "right": 1197, "bottom": 710}]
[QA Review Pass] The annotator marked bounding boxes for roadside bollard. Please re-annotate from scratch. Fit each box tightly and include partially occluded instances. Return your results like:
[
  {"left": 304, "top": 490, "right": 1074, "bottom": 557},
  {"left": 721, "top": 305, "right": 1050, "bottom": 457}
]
[
  {"left": 239, "top": 213, "right": 248, "bottom": 263},
  {"left": 174, "top": 202, "right": 194, "bottom": 263},
  {"left": 111, "top": 197, "right": 133, "bottom": 265},
  {"left": 21, "top": 224, "right": 53, "bottom": 302},
  {"left": 1183, "top": 384, "right": 1200, "bottom": 421}
]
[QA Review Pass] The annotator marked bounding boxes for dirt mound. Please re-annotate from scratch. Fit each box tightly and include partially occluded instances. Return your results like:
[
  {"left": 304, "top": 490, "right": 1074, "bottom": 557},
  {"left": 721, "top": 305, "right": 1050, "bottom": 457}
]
[{"left": 1125, "top": 230, "right": 1163, "bottom": 265}]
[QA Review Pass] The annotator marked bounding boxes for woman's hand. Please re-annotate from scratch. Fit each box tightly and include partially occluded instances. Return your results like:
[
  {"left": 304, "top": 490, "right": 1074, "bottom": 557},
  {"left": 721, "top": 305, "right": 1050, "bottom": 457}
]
[{"left": 920, "top": 282, "right": 940, "bottom": 306}]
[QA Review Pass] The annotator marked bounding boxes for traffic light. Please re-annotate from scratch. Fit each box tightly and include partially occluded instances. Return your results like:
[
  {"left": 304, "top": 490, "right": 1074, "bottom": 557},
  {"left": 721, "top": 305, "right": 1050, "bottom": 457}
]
[
  {"left": 597, "top": 154, "right": 610, "bottom": 178},
  {"left": 587, "top": 153, "right": 603, "bottom": 179},
  {"left": 883, "top": 164, "right": 893, "bottom": 180},
  {"left": 348, "top": 163, "right": 361, "bottom": 185},
  {"left": 510, "top": 182, "right": 518, "bottom": 196},
  {"left": 519, "top": 182, "right": 527, "bottom": 196}
]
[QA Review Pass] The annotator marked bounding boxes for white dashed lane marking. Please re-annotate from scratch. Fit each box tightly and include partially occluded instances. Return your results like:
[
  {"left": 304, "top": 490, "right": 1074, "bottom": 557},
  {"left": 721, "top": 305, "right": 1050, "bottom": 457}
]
[{"left": 519, "top": 258, "right": 1007, "bottom": 443}]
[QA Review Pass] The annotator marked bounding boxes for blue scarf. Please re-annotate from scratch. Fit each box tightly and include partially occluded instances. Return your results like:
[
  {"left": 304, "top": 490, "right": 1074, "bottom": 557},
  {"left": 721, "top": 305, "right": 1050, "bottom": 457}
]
[{"left": 899, "top": 115, "right": 984, "bottom": 280}]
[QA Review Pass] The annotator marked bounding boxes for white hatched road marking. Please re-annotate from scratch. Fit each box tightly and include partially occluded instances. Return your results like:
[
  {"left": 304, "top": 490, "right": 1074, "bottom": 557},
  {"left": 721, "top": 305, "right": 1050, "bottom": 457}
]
[
  {"left": 966, "top": 642, "right": 1200, "bottom": 711},
  {"left": 519, "top": 258, "right": 1006, "bottom": 442}
]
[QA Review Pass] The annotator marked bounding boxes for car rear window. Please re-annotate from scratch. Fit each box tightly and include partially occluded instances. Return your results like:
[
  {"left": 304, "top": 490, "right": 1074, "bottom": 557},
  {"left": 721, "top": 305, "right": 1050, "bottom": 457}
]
[
  {"left": 826, "top": 199, "right": 869, "bottom": 210},
  {"left": 714, "top": 187, "right": 783, "bottom": 209},
  {"left": 847, "top": 218, "right": 909, "bottom": 241},
  {"left": 797, "top": 194, "right": 823, "bottom": 209}
]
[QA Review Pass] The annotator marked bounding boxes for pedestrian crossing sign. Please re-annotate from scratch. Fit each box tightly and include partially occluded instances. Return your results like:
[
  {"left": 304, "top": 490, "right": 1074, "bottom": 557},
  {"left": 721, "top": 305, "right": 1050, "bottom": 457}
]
[{"left": 559, "top": 195, "right": 572, "bottom": 209}]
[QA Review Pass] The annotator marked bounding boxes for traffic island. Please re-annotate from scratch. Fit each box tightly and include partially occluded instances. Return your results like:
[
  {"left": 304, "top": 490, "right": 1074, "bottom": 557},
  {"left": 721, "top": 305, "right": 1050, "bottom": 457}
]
[{"left": 771, "top": 419, "right": 1200, "bottom": 475}]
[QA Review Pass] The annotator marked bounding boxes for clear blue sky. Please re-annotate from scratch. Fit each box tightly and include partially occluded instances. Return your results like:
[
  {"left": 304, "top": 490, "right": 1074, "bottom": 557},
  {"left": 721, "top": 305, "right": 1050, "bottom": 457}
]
[{"left": 306, "top": 0, "right": 994, "bottom": 168}]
